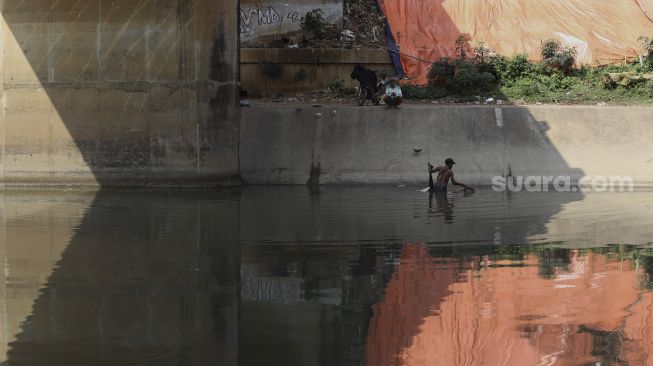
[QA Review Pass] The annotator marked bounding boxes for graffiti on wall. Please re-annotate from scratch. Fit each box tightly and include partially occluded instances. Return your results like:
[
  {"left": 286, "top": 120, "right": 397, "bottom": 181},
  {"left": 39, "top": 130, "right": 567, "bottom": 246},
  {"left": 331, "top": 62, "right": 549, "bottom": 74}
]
[
  {"left": 240, "top": 6, "right": 300, "bottom": 37},
  {"left": 239, "top": 1, "right": 342, "bottom": 41}
]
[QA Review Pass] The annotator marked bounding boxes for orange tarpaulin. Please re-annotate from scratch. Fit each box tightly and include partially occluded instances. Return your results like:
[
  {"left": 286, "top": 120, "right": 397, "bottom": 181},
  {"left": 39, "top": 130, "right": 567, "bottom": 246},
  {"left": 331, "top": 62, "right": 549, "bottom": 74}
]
[{"left": 378, "top": 0, "right": 653, "bottom": 84}]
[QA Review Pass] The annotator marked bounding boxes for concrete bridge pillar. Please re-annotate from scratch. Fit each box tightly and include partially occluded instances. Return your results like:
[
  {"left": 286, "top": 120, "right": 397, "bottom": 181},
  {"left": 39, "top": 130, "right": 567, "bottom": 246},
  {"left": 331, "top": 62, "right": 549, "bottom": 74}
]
[{"left": 0, "top": 0, "right": 240, "bottom": 186}]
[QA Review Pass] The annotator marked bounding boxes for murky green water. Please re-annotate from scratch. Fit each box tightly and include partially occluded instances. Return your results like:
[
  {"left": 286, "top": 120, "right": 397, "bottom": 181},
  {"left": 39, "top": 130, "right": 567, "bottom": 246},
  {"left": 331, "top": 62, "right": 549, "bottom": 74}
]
[{"left": 1, "top": 187, "right": 652, "bottom": 365}]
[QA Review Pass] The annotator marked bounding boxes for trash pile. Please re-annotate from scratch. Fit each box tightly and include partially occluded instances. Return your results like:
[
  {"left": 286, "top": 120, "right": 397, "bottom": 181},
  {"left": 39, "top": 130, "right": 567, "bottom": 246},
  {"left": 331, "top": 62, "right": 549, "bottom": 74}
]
[
  {"left": 338, "top": 0, "right": 388, "bottom": 49},
  {"left": 241, "top": 0, "right": 388, "bottom": 50}
]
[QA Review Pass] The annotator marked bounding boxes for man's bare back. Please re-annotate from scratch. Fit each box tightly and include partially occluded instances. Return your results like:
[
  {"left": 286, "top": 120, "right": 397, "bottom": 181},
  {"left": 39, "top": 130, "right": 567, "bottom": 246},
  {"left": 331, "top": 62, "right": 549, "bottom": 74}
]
[
  {"left": 427, "top": 159, "right": 474, "bottom": 192},
  {"left": 430, "top": 164, "right": 453, "bottom": 185}
]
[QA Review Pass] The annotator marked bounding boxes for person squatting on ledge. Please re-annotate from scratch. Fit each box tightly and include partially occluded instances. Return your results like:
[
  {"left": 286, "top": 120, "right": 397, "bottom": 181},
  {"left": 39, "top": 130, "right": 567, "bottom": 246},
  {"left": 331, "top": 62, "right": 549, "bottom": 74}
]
[{"left": 384, "top": 78, "right": 403, "bottom": 107}]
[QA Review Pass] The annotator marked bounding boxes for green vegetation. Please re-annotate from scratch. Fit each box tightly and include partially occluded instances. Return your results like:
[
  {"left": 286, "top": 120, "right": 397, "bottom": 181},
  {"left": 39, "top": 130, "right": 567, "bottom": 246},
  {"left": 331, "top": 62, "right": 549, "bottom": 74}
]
[
  {"left": 327, "top": 78, "right": 345, "bottom": 94},
  {"left": 403, "top": 38, "right": 653, "bottom": 104},
  {"left": 639, "top": 36, "right": 653, "bottom": 70},
  {"left": 300, "top": 9, "right": 328, "bottom": 39},
  {"left": 540, "top": 39, "right": 576, "bottom": 75}
]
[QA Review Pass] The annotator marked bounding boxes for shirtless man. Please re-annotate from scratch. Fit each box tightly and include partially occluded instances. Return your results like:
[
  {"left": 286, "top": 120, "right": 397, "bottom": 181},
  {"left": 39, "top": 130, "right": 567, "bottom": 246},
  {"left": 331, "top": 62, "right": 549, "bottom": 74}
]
[{"left": 428, "top": 158, "right": 474, "bottom": 192}]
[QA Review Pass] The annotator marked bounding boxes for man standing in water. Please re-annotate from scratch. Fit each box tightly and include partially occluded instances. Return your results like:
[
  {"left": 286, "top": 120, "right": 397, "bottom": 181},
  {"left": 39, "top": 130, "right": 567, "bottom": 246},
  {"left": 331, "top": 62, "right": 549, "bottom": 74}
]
[{"left": 428, "top": 158, "right": 474, "bottom": 192}]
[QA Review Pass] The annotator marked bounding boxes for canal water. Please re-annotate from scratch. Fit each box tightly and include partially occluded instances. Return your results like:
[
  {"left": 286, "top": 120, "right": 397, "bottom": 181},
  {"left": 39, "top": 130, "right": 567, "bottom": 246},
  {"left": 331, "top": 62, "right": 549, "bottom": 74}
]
[{"left": 1, "top": 187, "right": 652, "bottom": 365}]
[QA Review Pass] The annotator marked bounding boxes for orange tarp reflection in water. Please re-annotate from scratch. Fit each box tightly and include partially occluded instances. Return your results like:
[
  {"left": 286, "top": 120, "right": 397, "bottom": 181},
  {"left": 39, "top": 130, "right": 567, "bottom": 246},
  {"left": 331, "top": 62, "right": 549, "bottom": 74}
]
[
  {"left": 365, "top": 243, "right": 653, "bottom": 366},
  {"left": 378, "top": 0, "right": 653, "bottom": 84}
]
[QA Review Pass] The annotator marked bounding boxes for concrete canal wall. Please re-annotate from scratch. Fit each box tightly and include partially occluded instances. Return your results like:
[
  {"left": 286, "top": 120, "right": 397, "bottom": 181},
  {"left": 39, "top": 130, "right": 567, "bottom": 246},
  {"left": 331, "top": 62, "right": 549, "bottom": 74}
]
[
  {"left": 0, "top": 0, "right": 240, "bottom": 186},
  {"left": 241, "top": 105, "right": 653, "bottom": 187},
  {"left": 240, "top": 48, "right": 393, "bottom": 97}
]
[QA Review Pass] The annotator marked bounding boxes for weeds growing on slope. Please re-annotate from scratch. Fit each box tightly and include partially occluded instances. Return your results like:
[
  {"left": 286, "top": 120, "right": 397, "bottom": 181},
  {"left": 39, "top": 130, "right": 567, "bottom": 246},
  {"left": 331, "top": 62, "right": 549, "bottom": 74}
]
[{"left": 402, "top": 39, "right": 653, "bottom": 105}]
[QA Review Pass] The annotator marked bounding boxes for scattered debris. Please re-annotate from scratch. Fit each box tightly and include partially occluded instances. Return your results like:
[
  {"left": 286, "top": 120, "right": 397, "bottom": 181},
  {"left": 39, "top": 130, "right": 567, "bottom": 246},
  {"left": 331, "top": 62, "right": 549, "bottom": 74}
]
[
  {"left": 241, "top": 0, "right": 388, "bottom": 50},
  {"left": 341, "top": 30, "right": 356, "bottom": 41}
]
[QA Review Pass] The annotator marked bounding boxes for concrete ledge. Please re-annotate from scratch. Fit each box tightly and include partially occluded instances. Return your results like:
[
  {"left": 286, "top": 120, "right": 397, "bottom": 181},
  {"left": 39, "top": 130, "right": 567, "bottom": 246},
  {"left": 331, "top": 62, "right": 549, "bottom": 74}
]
[
  {"left": 0, "top": 171, "right": 241, "bottom": 188},
  {"left": 241, "top": 48, "right": 391, "bottom": 64},
  {"left": 241, "top": 105, "right": 653, "bottom": 186}
]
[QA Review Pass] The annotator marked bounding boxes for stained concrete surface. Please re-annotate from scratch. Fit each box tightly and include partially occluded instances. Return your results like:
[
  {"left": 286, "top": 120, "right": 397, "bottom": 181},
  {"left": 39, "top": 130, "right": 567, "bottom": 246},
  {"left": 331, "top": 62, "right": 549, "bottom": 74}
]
[
  {"left": 0, "top": 0, "right": 239, "bottom": 186},
  {"left": 241, "top": 104, "right": 653, "bottom": 186},
  {"left": 240, "top": 48, "right": 393, "bottom": 96}
]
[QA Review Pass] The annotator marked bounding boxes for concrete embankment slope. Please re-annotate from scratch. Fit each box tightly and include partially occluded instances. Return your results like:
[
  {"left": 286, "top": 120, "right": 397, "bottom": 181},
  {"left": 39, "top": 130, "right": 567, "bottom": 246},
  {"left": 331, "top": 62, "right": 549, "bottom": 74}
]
[{"left": 241, "top": 105, "right": 653, "bottom": 186}]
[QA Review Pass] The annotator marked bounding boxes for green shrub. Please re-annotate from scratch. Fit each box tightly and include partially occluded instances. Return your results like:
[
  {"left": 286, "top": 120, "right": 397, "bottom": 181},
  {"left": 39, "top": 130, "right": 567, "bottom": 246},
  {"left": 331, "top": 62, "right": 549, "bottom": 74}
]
[
  {"left": 426, "top": 58, "right": 495, "bottom": 96},
  {"left": 541, "top": 40, "right": 559, "bottom": 60},
  {"left": 401, "top": 84, "right": 447, "bottom": 99},
  {"left": 491, "top": 54, "right": 534, "bottom": 84},
  {"left": 454, "top": 35, "right": 471, "bottom": 60},
  {"left": 643, "top": 80, "right": 653, "bottom": 97},
  {"left": 474, "top": 43, "right": 493, "bottom": 64},
  {"left": 427, "top": 58, "right": 455, "bottom": 86},
  {"left": 448, "top": 60, "right": 496, "bottom": 95},
  {"left": 300, "top": 9, "right": 327, "bottom": 39},
  {"left": 328, "top": 78, "right": 345, "bottom": 93},
  {"left": 540, "top": 39, "right": 577, "bottom": 75},
  {"left": 412, "top": 37, "right": 653, "bottom": 104},
  {"left": 510, "top": 78, "right": 542, "bottom": 97}
]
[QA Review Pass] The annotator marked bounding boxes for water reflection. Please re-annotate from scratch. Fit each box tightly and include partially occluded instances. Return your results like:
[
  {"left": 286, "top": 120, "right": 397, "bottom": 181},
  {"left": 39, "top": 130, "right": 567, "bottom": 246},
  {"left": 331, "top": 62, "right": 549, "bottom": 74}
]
[
  {"left": 367, "top": 243, "right": 653, "bottom": 366},
  {"left": 3, "top": 190, "right": 241, "bottom": 365},
  {"left": 428, "top": 192, "right": 454, "bottom": 224},
  {"left": 0, "top": 187, "right": 651, "bottom": 365}
]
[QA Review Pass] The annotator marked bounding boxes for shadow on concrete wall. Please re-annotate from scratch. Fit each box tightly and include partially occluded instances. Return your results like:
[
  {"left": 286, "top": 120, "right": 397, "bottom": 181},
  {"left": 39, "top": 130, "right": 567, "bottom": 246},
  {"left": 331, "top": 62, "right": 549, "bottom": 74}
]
[{"left": 1, "top": 0, "right": 239, "bottom": 186}]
